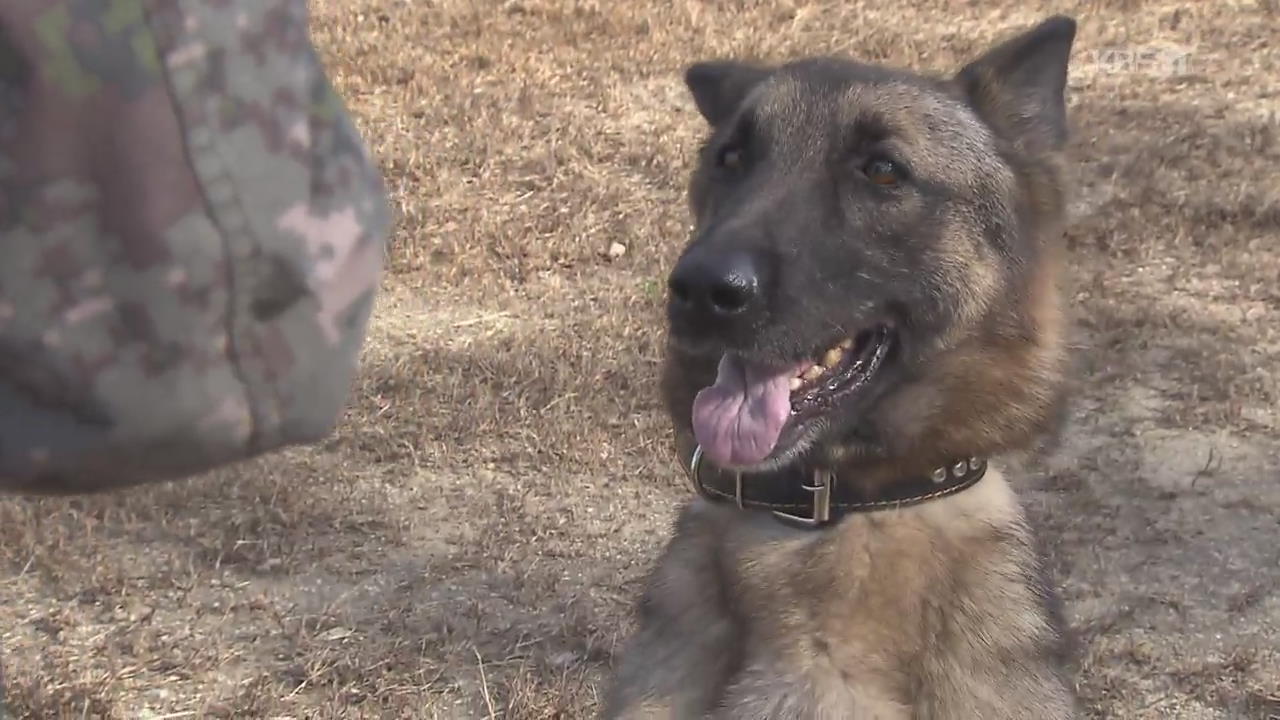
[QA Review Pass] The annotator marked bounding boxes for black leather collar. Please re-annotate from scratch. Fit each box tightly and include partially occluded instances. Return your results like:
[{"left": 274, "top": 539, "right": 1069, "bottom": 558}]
[{"left": 685, "top": 445, "right": 988, "bottom": 530}]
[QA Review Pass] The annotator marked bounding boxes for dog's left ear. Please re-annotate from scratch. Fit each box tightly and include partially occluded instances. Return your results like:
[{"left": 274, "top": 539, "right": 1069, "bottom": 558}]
[
  {"left": 953, "top": 15, "right": 1077, "bottom": 155},
  {"left": 684, "top": 60, "right": 772, "bottom": 127}
]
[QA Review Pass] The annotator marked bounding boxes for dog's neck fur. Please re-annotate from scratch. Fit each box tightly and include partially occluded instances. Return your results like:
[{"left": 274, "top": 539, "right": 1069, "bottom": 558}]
[
  {"left": 663, "top": 413, "right": 1075, "bottom": 713},
  {"left": 674, "top": 464, "right": 1073, "bottom": 716}
]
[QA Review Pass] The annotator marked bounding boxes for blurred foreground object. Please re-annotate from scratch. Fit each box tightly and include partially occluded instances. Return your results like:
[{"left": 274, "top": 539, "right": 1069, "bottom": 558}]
[{"left": 0, "top": 0, "right": 391, "bottom": 494}]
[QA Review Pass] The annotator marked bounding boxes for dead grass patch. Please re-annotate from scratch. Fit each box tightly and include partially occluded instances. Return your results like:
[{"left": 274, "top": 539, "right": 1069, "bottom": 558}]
[{"left": 2, "top": 1, "right": 1277, "bottom": 717}]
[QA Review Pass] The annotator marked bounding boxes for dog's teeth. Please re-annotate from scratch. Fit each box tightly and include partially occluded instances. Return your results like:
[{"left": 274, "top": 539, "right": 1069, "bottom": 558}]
[
  {"left": 788, "top": 377, "right": 803, "bottom": 392},
  {"left": 838, "top": 338, "right": 854, "bottom": 350},
  {"left": 822, "top": 347, "right": 844, "bottom": 368},
  {"left": 801, "top": 365, "right": 824, "bottom": 382}
]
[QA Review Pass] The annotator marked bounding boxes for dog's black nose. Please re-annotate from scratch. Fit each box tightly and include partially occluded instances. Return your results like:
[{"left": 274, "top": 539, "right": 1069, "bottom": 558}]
[{"left": 668, "top": 248, "right": 763, "bottom": 323}]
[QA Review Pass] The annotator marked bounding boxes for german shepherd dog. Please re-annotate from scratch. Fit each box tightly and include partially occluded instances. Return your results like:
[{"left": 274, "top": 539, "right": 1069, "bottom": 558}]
[{"left": 602, "top": 15, "right": 1081, "bottom": 719}]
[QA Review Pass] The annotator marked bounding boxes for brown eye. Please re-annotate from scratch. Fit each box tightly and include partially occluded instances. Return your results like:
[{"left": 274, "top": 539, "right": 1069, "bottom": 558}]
[
  {"left": 863, "top": 158, "right": 901, "bottom": 186},
  {"left": 717, "top": 146, "right": 743, "bottom": 171}
]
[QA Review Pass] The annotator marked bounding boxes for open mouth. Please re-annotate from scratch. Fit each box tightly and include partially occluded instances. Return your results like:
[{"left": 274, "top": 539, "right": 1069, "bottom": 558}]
[
  {"left": 788, "top": 327, "right": 892, "bottom": 418},
  {"left": 690, "top": 327, "right": 893, "bottom": 469}
]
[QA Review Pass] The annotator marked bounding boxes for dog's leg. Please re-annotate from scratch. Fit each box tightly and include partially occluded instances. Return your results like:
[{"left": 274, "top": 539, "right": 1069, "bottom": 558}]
[
  {"left": 601, "top": 502, "right": 742, "bottom": 719},
  {"left": 915, "top": 518, "right": 1082, "bottom": 720},
  {"left": 917, "top": 661, "right": 1078, "bottom": 720}
]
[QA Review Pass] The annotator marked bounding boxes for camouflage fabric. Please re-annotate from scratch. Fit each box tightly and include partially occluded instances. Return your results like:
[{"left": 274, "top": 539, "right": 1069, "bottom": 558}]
[{"left": 0, "top": 0, "right": 391, "bottom": 494}]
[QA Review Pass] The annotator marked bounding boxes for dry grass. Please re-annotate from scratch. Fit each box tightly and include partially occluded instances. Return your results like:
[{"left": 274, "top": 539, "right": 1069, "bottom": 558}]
[{"left": 3, "top": 0, "right": 1279, "bottom": 717}]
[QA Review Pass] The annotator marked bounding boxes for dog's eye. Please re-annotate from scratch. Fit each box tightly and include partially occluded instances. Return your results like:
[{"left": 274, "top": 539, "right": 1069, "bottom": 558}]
[
  {"left": 863, "top": 158, "right": 902, "bottom": 186},
  {"left": 717, "top": 146, "right": 744, "bottom": 171}
]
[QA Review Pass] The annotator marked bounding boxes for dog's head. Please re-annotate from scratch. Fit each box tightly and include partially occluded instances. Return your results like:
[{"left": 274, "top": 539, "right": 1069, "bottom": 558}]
[{"left": 661, "top": 16, "right": 1078, "bottom": 478}]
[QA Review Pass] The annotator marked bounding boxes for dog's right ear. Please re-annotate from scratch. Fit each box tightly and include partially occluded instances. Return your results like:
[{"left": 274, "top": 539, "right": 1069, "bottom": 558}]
[{"left": 684, "top": 61, "right": 772, "bottom": 127}]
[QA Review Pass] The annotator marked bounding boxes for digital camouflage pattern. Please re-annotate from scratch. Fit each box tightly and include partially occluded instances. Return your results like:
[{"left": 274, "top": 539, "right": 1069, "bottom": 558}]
[{"left": 0, "top": 0, "right": 391, "bottom": 494}]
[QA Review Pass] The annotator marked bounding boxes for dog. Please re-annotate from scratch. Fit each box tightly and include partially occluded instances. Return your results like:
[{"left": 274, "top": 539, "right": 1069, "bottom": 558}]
[{"left": 602, "top": 15, "right": 1082, "bottom": 719}]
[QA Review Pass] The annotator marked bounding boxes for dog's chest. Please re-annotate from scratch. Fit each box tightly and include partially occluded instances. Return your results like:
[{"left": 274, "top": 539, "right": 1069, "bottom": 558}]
[
  {"left": 712, "top": 660, "right": 912, "bottom": 720},
  {"left": 697, "top": 518, "right": 923, "bottom": 718}
]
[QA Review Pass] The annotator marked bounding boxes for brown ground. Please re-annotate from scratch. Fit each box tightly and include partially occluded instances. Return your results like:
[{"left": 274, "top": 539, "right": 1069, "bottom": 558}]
[{"left": 2, "top": 0, "right": 1278, "bottom": 718}]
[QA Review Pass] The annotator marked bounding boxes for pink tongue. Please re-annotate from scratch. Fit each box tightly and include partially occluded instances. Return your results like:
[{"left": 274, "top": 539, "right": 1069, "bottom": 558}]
[{"left": 692, "top": 354, "right": 801, "bottom": 468}]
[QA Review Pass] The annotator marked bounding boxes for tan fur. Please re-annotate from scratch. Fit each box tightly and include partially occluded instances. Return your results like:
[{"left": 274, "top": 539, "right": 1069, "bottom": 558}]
[{"left": 604, "top": 469, "right": 1076, "bottom": 719}]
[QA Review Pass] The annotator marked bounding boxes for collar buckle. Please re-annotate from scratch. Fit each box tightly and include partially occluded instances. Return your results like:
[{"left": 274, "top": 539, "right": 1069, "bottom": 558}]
[
  {"left": 689, "top": 444, "right": 835, "bottom": 527},
  {"left": 771, "top": 469, "right": 834, "bottom": 528}
]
